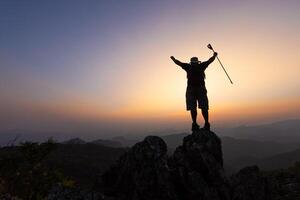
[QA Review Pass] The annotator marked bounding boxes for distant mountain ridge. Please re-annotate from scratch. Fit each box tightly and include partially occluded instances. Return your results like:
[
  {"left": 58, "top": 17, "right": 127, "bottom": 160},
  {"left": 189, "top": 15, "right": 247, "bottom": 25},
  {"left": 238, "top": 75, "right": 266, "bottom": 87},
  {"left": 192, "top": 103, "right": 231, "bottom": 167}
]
[
  {"left": 257, "top": 148, "right": 300, "bottom": 170},
  {"left": 221, "top": 136, "right": 299, "bottom": 161},
  {"left": 90, "top": 139, "right": 122, "bottom": 147},
  {"left": 61, "top": 138, "right": 122, "bottom": 148},
  {"left": 62, "top": 138, "right": 86, "bottom": 144},
  {"left": 1, "top": 119, "right": 299, "bottom": 146},
  {"left": 62, "top": 128, "right": 300, "bottom": 171},
  {"left": 224, "top": 119, "right": 300, "bottom": 143}
]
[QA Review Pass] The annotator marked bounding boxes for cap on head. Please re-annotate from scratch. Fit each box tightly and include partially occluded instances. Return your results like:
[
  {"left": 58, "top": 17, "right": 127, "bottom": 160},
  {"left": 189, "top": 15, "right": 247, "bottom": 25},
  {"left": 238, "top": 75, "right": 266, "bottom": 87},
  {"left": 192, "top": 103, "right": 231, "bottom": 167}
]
[{"left": 190, "top": 57, "right": 199, "bottom": 64}]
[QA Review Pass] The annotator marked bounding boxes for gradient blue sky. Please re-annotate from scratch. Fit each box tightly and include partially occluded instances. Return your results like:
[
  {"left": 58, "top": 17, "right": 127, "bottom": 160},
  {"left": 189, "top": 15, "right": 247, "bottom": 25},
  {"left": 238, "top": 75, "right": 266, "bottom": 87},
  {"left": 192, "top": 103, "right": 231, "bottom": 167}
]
[{"left": 1, "top": 0, "right": 300, "bottom": 139}]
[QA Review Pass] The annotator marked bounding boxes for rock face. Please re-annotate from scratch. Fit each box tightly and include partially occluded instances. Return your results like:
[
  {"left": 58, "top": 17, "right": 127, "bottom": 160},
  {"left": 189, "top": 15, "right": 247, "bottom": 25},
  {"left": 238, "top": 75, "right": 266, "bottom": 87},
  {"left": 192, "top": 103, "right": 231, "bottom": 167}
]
[
  {"left": 102, "top": 129, "right": 231, "bottom": 200},
  {"left": 103, "top": 129, "right": 300, "bottom": 200},
  {"left": 230, "top": 164, "right": 300, "bottom": 200},
  {"left": 170, "top": 130, "right": 230, "bottom": 200},
  {"left": 102, "top": 136, "right": 177, "bottom": 200},
  {"left": 230, "top": 166, "right": 270, "bottom": 200}
]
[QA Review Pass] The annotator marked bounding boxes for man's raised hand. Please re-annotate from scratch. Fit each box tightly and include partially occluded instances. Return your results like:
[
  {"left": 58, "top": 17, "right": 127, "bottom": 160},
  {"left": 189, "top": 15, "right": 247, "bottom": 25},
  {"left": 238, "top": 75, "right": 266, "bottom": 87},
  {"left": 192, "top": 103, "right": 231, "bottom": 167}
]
[
  {"left": 213, "top": 52, "right": 218, "bottom": 57},
  {"left": 170, "top": 56, "right": 175, "bottom": 60}
]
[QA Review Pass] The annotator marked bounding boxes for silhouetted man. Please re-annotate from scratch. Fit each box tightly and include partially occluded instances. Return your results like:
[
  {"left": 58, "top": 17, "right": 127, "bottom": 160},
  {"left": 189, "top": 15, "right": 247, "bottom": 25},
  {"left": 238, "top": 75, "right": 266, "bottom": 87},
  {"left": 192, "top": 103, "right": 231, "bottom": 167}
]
[{"left": 170, "top": 52, "right": 217, "bottom": 131}]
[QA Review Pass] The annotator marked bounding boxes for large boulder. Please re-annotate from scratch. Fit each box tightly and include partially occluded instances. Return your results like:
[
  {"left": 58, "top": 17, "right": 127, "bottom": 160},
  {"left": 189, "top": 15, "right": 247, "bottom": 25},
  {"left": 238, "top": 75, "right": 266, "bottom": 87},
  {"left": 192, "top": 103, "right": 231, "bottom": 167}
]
[
  {"left": 170, "top": 129, "right": 230, "bottom": 200},
  {"left": 102, "top": 136, "right": 177, "bottom": 200},
  {"left": 102, "top": 129, "right": 231, "bottom": 200},
  {"left": 230, "top": 166, "right": 270, "bottom": 200},
  {"left": 231, "top": 163, "right": 300, "bottom": 200}
]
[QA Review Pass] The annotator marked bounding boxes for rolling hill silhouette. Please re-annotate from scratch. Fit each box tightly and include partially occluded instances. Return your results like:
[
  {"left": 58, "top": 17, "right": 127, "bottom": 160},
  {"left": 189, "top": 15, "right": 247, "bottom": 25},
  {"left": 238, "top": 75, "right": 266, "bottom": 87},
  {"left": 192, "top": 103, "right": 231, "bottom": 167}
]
[{"left": 224, "top": 119, "right": 300, "bottom": 143}]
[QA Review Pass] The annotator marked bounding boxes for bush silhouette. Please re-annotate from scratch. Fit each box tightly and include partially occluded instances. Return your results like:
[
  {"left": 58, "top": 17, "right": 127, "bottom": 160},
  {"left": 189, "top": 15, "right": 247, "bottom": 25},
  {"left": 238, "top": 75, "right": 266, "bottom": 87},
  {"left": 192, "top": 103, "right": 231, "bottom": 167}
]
[{"left": 0, "top": 139, "right": 73, "bottom": 199}]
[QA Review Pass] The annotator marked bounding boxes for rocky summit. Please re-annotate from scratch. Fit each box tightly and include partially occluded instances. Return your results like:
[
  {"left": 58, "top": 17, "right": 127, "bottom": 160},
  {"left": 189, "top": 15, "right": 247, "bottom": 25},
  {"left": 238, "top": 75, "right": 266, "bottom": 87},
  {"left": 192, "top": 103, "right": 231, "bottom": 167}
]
[
  {"left": 102, "top": 135, "right": 176, "bottom": 200},
  {"left": 170, "top": 130, "right": 230, "bottom": 200},
  {"left": 102, "top": 129, "right": 300, "bottom": 200},
  {"left": 102, "top": 129, "right": 231, "bottom": 200}
]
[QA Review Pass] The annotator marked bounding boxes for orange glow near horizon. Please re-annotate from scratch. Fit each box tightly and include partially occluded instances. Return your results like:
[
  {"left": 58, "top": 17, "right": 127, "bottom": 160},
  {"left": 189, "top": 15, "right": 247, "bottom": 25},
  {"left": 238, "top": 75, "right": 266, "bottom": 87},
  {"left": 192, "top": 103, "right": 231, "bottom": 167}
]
[{"left": 29, "top": 96, "right": 299, "bottom": 126}]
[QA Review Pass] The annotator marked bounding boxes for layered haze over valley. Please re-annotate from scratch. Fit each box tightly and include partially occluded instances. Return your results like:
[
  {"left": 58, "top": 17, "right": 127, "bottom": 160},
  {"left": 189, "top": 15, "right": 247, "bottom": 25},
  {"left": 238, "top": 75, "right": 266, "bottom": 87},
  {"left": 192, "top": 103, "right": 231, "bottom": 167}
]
[{"left": 2, "top": 119, "right": 299, "bottom": 173}]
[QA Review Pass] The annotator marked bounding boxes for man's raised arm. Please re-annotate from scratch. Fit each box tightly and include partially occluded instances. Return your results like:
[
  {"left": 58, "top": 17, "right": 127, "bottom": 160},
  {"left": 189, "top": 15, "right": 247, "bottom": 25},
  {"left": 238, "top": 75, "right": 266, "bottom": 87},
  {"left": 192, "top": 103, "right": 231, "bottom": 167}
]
[
  {"left": 170, "top": 56, "right": 189, "bottom": 70},
  {"left": 205, "top": 52, "right": 218, "bottom": 65},
  {"left": 170, "top": 56, "right": 183, "bottom": 66}
]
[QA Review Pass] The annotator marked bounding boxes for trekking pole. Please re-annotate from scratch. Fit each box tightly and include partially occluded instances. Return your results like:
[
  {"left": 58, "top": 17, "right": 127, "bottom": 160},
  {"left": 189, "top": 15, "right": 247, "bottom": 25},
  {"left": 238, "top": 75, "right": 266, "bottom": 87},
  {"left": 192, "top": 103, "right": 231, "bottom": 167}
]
[{"left": 207, "top": 44, "right": 233, "bottom": 84}]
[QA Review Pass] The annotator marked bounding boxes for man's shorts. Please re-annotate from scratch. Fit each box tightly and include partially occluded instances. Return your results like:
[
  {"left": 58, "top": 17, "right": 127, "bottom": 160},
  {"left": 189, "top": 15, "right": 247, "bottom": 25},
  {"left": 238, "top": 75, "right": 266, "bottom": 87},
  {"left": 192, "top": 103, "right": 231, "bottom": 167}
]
[{"left": 185, "top": 86, "right": 209, "bottom": 110}]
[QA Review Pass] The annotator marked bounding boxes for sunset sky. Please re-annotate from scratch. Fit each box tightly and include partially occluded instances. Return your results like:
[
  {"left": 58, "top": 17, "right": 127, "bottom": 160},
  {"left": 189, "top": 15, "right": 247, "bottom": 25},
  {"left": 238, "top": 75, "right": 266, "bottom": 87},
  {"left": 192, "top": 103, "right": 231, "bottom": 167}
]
[{"left": 1, "top": 0, "right": 299, "bottom": 138}]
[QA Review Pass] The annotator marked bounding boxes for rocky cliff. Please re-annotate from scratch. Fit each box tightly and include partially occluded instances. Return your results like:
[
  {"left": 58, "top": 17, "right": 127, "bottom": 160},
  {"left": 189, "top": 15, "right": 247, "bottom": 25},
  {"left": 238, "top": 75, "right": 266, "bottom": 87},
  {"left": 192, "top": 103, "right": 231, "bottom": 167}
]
[
  {"left": 170, "top": 130, "right": 230, "bottom": 200},
  {"left": 102, "top": 129, "right": 300, "bottom": 200},
  {"left": 102, "top": 129, "right": 230, "bottom": 200},
  {"left": 102, "top": 135, "right": 176, "bottom": 200}
]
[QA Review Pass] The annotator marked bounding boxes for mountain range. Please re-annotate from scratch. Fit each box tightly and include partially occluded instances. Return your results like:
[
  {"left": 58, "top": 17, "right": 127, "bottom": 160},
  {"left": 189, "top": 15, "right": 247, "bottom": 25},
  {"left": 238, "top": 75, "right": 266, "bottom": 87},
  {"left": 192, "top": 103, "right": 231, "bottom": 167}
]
[
  {"left": 1, "top": 119, "right": 299, "bottom": 176},
  {"left": 222, "top": 119, "right": 300, "bottom": 143}
]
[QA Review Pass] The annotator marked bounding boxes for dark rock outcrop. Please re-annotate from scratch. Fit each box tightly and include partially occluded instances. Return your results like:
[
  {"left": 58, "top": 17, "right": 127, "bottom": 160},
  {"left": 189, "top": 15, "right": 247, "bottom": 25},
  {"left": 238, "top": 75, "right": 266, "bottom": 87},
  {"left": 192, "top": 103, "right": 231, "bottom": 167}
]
[
  {"left": 102, "top": 129, "right": 231, "bottom": 200},
  {"left": 170, "top": 130, "right": 230, "bottom": 200},
  {"left": 102, "top": 136, "right": 177, "bottom": 200},
  {"left": 230, "top": 166, "right": 270, "bottom": 200},
  {"left": 102, "top": 129, "right": 299, "bottom": 200},
  {"left": 265, "top": 163, "right": 300, "bottom": 200},
  {"left": 230, "top": 163, "right": 300, "bottom": 200}
]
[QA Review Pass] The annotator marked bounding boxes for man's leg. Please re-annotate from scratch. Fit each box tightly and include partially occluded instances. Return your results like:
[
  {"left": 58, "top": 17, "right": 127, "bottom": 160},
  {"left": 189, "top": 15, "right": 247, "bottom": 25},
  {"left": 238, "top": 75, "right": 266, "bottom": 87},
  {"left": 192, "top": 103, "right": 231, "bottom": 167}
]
[
  {"left": 190, "top": 107, "right": 200, "bottom": 131},
  {"left": 198, "top": 86, "right": 210, "bottom": 130},
  {"left": 201, "top": 109, "right": 210, "bottom": 130},
  {"left": 191, "top": 107, "right": 197, "bottom": 124},
  {"left": 186, "top": 87, "right": 199, "bottom": 131},
  {"left": 201, "top": 109, "right": 209, "bottom": 124}
]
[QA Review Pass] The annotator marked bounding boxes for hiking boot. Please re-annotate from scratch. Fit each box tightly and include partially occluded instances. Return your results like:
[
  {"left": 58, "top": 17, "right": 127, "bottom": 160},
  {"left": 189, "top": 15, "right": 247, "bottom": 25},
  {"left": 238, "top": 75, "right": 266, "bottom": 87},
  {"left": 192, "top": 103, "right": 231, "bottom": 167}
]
[
  {"left": 203, "top": 122, "right": 210, "bottom": 131},
  {"left": 192, "top": 123, "right": 200, "bottom": 131}
]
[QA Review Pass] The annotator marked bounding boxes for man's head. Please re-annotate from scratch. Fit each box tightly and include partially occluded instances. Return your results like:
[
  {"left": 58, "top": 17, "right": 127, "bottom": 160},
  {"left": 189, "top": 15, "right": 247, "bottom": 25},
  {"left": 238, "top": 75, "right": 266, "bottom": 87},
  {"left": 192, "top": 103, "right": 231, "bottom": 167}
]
[{"left": 190, "top": 57, "right": 200, "bottom": 64}]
